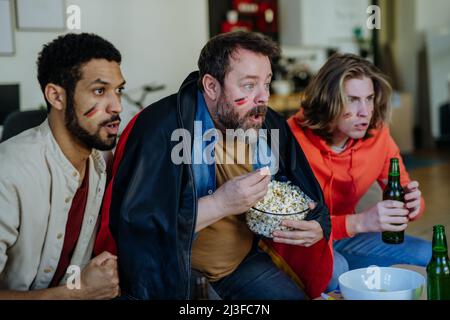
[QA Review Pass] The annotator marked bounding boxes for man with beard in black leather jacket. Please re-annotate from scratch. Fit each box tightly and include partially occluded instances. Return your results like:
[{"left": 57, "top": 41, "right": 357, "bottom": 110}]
[{"left": 94, "top": 31, "right": 332, "bottom": 300}]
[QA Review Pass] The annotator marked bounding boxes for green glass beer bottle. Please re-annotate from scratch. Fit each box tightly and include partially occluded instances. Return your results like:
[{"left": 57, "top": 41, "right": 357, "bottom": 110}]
[
  {"left": 382, "top": 158, "right": 405, "bottom": 244},
  {"left": 427, "top": 225, "right": 450, "bottom": 300}
]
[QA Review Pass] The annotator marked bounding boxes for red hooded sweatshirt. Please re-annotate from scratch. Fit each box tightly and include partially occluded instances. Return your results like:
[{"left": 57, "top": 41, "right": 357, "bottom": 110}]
[
  {"left": 287, "top": 114, "right": 425, "bottom": 241},
  {"left": 272, "top": 113, "right": 426, "bottom": 298}
]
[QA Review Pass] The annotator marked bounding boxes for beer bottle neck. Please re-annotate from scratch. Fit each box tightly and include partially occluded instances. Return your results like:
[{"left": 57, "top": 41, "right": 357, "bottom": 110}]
[
  {"left": 432, "top": 226, "right": 448, "bottom": 258},
  {"left": 387, "top": 175, "right": 401, "bottom": 186},
  {"left": 432, "top": 250, "right": 449, "bottom": 260},
  {"left": 388, "top": 159, "right": 401, "bottom": 184}
]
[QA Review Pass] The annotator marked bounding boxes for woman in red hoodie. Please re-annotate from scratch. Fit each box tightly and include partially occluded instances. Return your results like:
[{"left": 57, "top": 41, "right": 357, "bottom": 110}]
[{"left": 284, "top": 53, "right": 430, "bottom": 291}]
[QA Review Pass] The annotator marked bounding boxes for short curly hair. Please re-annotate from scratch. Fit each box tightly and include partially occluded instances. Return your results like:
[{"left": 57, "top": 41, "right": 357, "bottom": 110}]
[{"left": 37, "top": 33, "right": 121, "bottom": 112}]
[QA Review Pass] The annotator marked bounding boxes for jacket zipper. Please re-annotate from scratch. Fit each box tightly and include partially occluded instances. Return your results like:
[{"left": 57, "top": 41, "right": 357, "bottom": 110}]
[{"left": 176, "top": 79, "right": 198, "bottom": 299}]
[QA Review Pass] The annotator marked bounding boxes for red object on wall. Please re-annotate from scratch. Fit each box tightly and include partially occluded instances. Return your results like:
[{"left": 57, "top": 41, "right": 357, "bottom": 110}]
[
  {"left": 232, "top": 0, "right": 259, "bottom": 14},
  {"left": 256, "top": 0, "right": 278, "bottom": 34},
  {"left": 221, "top": 10, "right": 253, "bottom": 33},
  {"left": 229, "top": 0, "right": 278, "bottom": 38}
]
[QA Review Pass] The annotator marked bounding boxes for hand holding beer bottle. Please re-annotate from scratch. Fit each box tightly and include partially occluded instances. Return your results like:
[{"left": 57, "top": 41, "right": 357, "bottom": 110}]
[
  {"left": 346, "top": 158, "right": 422, "bottom": 239},
  {"left": 403, "top": 180, "right": 422, "bottom": 220},
  {"left": 381, "top": 158, "right": 423, "bottom": 243}
]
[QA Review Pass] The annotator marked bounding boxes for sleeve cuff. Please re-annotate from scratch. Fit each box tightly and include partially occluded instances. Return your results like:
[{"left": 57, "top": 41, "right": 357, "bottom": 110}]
[{"left": 331, "top": 215, "right": 351, "bottom": 240}]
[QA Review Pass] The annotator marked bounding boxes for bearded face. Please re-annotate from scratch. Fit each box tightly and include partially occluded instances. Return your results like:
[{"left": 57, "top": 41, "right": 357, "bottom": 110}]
[
  {"left": 215, "top": 91, "right": 268, "bottom": 132},
  {"left": 65, "top": 97, "right": 121, "bottom": 151},
  {"left": 64, "top": 59, "right": 125, "bottom": 151}
]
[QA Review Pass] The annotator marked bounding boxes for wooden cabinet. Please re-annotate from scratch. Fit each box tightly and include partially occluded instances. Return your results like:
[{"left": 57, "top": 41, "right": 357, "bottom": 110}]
[
  {"left": 390, "top": 92, "right": 414, "bottom": 153},
  {"left": 269, "top": 92, "right": 302, "bottom": 117}
]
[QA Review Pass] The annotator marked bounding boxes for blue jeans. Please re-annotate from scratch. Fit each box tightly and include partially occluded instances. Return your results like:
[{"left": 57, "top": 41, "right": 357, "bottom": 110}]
[
  {"left": 192, "top": 244, "right": 307, "bottom": 300},
  {"left": 326, "top": 232, "right": 432, "bottom": 292}
]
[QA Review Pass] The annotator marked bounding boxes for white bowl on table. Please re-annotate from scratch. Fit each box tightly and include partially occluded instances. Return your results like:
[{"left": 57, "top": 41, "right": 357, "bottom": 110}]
[{"left": 338, "top": 267, "right": 425, "bottom": 300}]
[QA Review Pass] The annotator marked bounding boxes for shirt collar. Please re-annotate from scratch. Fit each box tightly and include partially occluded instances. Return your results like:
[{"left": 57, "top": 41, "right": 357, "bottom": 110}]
[{"left": 39, "top": 119, "right": 106, "bottom": 178}]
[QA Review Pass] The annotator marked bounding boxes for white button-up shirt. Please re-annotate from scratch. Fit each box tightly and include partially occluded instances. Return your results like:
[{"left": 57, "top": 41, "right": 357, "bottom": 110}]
[{"left": 0, "top": 120, "right": 106, "bottom": 290}]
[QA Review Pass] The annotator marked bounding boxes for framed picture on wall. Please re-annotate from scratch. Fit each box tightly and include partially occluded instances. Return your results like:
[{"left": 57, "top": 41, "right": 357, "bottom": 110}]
[
  {"left": 15, "top": 0, "right": 65, "bottom": 31},
  {"left": 0, "top": 0, "right": 14, "bottom": 55}
]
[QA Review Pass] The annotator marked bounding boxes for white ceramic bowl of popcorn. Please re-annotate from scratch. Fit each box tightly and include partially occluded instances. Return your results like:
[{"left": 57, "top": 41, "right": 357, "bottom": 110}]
[{"left": 246, "top": 180, "right": 312, "bottom": 238}]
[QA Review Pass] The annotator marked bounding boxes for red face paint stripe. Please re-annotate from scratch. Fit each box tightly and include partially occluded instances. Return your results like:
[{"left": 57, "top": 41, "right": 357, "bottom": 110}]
[
  {"left": 234, "top": 97, "right": 248, "bottom": 106},
  {"left": 83, "top": 106, "right": 99, "bottom": 118}
]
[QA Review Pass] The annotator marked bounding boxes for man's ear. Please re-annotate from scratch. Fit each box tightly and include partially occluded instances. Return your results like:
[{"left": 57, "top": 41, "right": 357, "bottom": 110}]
[
  {"left": 44, "top": 83, "right": 66, "bottom": 111},
  {"left": 202, "top": 74, "right": 221, "bottom": 101}
]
